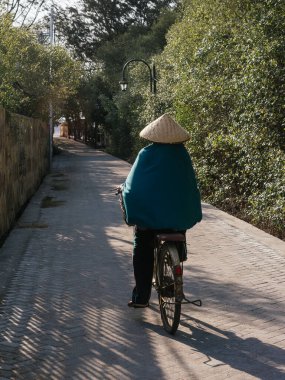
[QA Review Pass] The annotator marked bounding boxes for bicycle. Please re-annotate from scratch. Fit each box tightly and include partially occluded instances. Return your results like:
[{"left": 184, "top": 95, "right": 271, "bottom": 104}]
[
  {"left": 153, "top": 232, "right": 202, "bottom": 334},
  {"left": 116, "top": 186, "right": 202, "bottom": 335}
]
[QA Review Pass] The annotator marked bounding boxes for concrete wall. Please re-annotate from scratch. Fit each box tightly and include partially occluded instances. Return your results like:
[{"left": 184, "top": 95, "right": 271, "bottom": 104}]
[{"left": 0, "top": 107, "right": 49, "bottom": 240}]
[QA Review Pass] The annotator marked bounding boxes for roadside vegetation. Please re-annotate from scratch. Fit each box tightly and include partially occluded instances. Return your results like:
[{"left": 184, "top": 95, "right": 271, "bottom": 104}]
[
  {"left": 159, "top": 0, "right": 285, "bottom": 239},
  {"left": 0, "top": 11, "right": 82, "bottom": 122},
  {"left": 1, "top": 0, "right": 284, "bottom": 239}
]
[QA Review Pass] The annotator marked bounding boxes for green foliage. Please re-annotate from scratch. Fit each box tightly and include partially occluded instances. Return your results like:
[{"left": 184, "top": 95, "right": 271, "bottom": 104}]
[
  {"left": 81, "top": 8, "right": 178, "bottom": 159},
  {"left": 56, "top": 0, "right": 177, "bottom": 60},
  {"left": 158, "top": 0, "right": 285, "bottom": 239},
  {"left": 56, "top": 2, "right": 178, "bottom": 152},
  {"left": 0, "top": 14, "right": 82, "bottom": 119},
  {"left": 94, "top": 9, "right": 177, "bottom": 90},
  {"left": 102, "top": 90, "right": 144, "bottom": 160}
]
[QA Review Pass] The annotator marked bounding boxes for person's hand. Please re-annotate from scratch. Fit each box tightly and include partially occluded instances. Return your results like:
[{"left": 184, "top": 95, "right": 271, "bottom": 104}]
[{"left": 115, "top": 184, "right": 124, "bottom": 195}]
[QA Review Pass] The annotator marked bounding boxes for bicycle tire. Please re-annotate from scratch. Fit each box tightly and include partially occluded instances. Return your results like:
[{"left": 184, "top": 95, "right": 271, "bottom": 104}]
[{"left": 158, "top": 242, "right": 182, "bottom": 335}]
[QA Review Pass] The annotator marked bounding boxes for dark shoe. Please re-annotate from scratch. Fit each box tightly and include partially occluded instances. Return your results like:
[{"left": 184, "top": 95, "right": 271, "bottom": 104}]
[{"left": 128, "top": 301, "right": 149, "bottom": 308}]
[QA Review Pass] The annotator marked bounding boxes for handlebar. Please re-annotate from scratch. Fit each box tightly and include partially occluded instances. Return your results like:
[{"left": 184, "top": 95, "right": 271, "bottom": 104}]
[{"left": 115, "top": 184, "right": 123, "bottom": 195}]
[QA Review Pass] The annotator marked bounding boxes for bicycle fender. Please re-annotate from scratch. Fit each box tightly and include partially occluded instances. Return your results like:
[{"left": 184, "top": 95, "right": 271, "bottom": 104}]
[
  {"left": 166, "top": 242, "right": 184, "bottom": 301},
  {"left": 167, "top": 242, "right": 180, "bottom": 266}
]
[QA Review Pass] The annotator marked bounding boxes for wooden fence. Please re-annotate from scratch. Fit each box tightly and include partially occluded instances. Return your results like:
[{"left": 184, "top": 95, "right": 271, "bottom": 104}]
[{"left": 0, "top": 107, "right": 49, "bottom": 240}]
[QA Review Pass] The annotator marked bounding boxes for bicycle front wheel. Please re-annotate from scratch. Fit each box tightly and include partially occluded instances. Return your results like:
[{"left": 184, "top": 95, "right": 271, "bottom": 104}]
[{"left": 158, "top": 242, "right": 182, "bottom": 334}]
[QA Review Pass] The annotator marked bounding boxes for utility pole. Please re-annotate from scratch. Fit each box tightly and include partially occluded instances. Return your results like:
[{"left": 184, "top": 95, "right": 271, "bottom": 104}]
[{"left": 49, "top": 5, "right": 55, "bottom": 169}]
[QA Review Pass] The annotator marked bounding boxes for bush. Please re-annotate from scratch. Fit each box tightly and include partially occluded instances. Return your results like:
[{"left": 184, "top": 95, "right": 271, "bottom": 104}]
[{"left": 158, "top": 0, "right": 285, "bottom": 239}]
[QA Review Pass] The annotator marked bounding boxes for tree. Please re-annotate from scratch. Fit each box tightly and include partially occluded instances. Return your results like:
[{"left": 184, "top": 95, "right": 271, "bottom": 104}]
[
  {"left": 100, "top": 8, "right": 178, "bottom": 159},
  {"left": 0, "top": 0, "right": 47, "bottom": 27},
  {"left": 158, "top": 0, "right": 285, "bottom": 238},
  {"left": 66, "top": 74, "right": 112, "bottom": 144},
  {"left": 57, "top": 6, "right": 178, "bottom": 157},
  {"left": 55, "top": 0, "right": 177, "bottom": 60},
  {"left": 0, "top": 14, "right": 82, "bottom": 120}
]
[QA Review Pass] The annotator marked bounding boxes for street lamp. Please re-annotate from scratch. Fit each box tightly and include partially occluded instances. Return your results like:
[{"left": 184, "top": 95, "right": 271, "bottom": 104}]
[
  {"left": 119, "top": 59, "right": 157, "bottom": 94},
  {"left": 38, "top": 7, "right": 55, "bottom": 168}
]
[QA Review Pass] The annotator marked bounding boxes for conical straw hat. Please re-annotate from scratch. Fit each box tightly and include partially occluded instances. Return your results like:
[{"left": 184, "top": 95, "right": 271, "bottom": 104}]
[{"left": 139, "top": 113, "right": 190, "bottom": 143}]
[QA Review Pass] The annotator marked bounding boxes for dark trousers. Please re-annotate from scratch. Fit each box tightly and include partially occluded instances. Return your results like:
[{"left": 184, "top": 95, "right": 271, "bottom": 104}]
[{"left": 132, "top": 228, "right": 155, "bottom": 304}]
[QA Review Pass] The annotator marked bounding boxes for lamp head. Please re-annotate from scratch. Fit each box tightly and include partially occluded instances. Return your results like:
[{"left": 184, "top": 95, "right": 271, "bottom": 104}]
[{"left": 119, "top": 80, "right": 128, "bottom": 91}]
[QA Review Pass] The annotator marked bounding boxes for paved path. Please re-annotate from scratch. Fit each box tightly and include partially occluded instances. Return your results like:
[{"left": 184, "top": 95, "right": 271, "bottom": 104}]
[{"left": 0, "top": 138, "right": 284, "bottom": 380}]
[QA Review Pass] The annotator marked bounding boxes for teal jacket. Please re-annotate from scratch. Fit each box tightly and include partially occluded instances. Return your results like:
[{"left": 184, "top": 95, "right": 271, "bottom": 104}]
[{"left": 122, "top": 143, "right": 202, "bottom": 229}]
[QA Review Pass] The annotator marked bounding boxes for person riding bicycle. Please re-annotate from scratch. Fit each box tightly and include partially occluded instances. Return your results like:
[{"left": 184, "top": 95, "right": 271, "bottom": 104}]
[{"left": 121, "top": 113, "right": 202, "bottom": 308}]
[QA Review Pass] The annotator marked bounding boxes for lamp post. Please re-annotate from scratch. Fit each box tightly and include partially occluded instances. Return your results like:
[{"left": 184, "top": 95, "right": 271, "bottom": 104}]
[
  {"left": 119, "top": 59, "right": 156, "bottom": 94},
  {"left": 37, "top": 7, "right": 54, "bottom": 169},
  {"left": 48, "top": 5, "right": 55, "bottom": 169}
]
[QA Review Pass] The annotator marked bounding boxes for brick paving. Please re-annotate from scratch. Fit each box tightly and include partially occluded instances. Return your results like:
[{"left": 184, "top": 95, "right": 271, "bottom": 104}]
[{"left": 0, "top": 138, "right": 284, "bottom": 380}]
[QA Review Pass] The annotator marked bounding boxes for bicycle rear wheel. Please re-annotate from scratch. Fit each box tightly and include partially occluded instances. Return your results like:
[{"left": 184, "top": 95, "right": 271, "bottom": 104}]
[{"left": 158, "top": 242, "right": 182, "bottom": 334}]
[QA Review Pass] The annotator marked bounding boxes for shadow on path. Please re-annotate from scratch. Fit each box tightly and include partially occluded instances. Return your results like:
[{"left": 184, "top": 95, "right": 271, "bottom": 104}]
[
  {"left": 146, "top": 306, "right": 285, "bottom": 380},
  {"left": 0, "top": 139, "right": 164, "bottom": 379}
]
